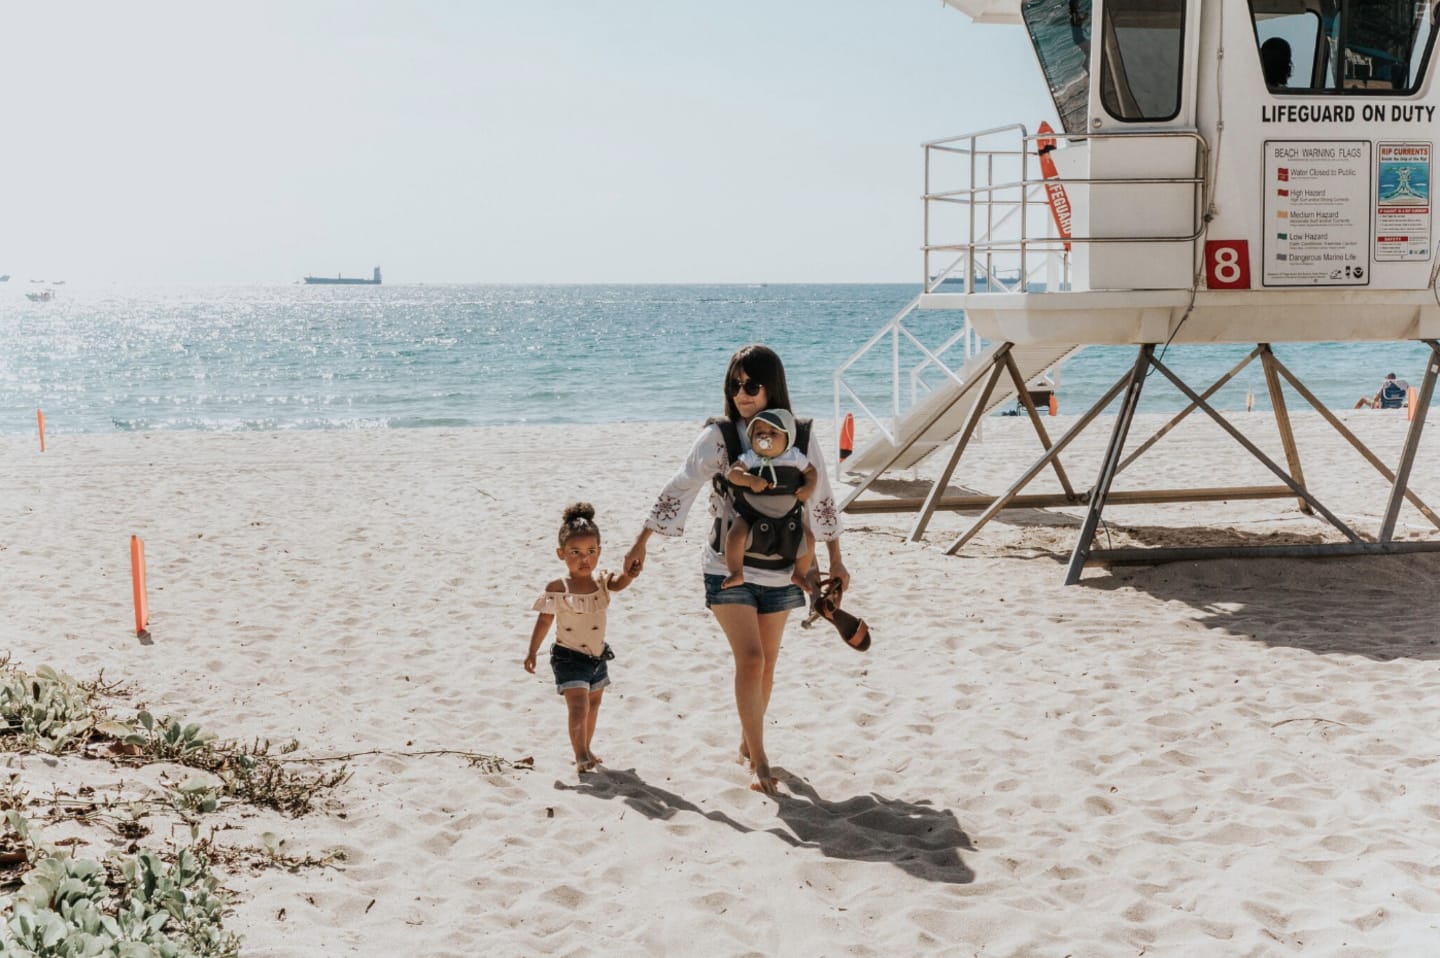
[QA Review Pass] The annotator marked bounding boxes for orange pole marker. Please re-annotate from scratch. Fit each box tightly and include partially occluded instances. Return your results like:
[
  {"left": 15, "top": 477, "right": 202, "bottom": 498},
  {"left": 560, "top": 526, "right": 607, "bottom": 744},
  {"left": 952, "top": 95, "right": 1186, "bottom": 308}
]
[
  {"left": 1408, "top": 387, "right": 1419, "bottom": 421},
  {"left": 130, "top": 536, "right": 150, "bottom": 636},
  {"left": 839, "top": 412, "right": 855, "bottom": 461},
  {"left": 1048, "top": 393, "right": 1059, "bottom": 416},
  {"left": 36, "top": 409, "right": 45, "bottom": 452}
]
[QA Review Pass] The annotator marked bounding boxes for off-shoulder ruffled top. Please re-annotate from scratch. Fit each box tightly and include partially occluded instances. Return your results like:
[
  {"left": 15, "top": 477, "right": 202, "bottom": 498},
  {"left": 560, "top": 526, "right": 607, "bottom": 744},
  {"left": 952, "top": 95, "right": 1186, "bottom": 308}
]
[{"left": 532, "top": 574, "right": 611, "bottom": 657}]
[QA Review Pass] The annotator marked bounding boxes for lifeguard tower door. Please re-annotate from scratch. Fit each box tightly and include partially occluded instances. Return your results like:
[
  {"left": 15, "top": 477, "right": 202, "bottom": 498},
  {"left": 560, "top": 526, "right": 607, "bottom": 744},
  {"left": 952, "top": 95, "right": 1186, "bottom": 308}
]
[{"left": 1081, "top": 0, "right": 1204, "bottom": 291}]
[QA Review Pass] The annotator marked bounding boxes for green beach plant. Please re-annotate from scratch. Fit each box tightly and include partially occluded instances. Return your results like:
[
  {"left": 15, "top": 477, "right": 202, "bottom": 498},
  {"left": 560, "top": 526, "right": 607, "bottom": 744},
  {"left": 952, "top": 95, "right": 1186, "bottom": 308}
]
[
  {"left": 0, "top": 818, "right": 241, "bottom": 958},
  {"left": 0, "top": 666, "right": 97, "bottom": 755}
]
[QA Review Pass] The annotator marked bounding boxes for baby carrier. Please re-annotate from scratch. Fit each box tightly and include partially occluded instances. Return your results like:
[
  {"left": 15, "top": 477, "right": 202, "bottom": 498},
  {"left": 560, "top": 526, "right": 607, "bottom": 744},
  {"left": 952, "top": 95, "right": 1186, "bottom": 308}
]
[{"left": 707, "top": 416, "right": 812, "bottom": 571}]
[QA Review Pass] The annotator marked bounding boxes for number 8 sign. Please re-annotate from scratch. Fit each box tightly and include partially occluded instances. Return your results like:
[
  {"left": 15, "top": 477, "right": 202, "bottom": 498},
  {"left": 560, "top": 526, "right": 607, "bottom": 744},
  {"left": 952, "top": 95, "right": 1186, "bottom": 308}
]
[{"left": 1205, "top": 240, "right": 1251, "bottom": 289}]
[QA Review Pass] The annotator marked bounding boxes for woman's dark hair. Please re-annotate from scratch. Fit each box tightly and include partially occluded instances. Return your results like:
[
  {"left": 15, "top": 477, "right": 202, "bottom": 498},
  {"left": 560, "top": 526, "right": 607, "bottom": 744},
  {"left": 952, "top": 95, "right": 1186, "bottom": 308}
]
[
  {"left": 723, "top": 344, "right": 792, "bottom": 420},
  {"left": 558, "top": 502, "right": 601, "bottom": 545}
]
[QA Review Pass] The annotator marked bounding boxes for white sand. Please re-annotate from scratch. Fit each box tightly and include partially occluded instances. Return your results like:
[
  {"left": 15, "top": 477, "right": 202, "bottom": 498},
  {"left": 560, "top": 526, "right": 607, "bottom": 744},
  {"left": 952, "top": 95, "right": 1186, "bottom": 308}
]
[{"left": 3, "top": 412, "right": 1439, "bottom": 955}]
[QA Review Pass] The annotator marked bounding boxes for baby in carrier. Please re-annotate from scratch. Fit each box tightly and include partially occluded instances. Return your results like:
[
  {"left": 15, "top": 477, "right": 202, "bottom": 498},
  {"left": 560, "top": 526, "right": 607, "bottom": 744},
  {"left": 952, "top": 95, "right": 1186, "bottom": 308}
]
[{"left": 720, "top": 408, "right": 817, "bottom": 591}]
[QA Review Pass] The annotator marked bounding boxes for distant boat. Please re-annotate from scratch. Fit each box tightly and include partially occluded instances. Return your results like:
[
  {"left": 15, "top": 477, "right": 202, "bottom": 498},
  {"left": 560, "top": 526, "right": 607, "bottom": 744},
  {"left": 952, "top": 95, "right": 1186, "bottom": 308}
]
[
  {"left": 26, "top": 290, "right": 54, "bottom": 302},
  {"left": 303, "top": 266, "right": 382, "bottom": 285},
  {"left": 0, "top": 275, "right": 9, "bottom": 282},
  {"left": 52, "top": 280, "right": 66, "bottom": 285}
]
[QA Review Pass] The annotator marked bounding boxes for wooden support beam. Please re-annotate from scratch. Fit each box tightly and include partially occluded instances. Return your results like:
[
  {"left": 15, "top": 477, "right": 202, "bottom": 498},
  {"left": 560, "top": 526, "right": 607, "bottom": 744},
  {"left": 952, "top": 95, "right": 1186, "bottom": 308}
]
[
  {"left": 844, "top": 484, "right": 1295, "bottom": 515},
  {"left": 1090, "top": 539, "right": 1440, "bottom": 567},
  {"left": 1260, "top": 344, "right": 1311, "bottom": 514}
]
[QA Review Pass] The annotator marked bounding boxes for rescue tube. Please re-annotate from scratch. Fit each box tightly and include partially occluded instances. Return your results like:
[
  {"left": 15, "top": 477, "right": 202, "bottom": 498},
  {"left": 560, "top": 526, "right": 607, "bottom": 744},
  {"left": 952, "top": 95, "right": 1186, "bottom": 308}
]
[{"left": 1037, "top": 121, "right": 1073, "bottom": 252}]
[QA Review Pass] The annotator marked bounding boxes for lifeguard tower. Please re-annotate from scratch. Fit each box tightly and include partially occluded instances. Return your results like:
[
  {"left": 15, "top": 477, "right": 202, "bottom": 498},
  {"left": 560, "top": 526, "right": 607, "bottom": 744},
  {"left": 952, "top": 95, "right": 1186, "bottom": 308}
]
[{"left": 838, "top": 0, "right": 1440, "bottom": 581}]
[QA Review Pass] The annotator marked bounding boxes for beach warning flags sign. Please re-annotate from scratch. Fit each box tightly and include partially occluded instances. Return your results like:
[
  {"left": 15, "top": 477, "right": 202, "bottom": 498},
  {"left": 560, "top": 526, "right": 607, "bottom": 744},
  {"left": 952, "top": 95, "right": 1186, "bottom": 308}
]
[
  {"left": 1036, "top": 122, "right": 1073, "bottom": 252},
  {"left": 130, "top": 536, "right": 150, "bottom": 637},
  {"left": 839, "top": 412, "right": 855, "bottom": 460}
]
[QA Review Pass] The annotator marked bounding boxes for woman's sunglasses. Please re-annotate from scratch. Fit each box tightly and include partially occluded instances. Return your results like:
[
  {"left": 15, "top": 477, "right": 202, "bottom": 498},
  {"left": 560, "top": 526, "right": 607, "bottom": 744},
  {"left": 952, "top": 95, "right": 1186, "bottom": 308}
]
[{"left": 728, "top": 379, "right": 764, "bottom": 397}]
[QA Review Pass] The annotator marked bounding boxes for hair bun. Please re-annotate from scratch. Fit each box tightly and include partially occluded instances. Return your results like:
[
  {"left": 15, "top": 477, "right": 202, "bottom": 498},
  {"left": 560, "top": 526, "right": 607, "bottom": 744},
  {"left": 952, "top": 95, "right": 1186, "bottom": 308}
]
[{"left": 562, "top": 502, "right": 596, "bottom": 525}]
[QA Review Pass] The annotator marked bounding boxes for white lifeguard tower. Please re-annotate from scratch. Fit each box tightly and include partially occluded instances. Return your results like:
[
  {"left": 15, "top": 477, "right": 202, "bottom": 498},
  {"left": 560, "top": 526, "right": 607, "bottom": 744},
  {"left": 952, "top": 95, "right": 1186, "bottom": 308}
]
[{"left": 838, "top": 0, "right": 1440, "bottom": 581}]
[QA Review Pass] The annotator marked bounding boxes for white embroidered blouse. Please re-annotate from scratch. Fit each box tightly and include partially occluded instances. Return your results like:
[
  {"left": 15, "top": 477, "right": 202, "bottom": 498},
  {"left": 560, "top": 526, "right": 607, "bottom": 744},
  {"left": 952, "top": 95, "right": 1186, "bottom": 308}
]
[{"left": 644, "top": 420, "right": 843, "bottom": 587}]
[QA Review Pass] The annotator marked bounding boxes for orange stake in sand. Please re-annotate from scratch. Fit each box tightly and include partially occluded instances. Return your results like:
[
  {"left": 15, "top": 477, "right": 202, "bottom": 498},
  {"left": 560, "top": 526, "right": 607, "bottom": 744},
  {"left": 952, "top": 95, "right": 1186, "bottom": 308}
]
[
  {"left": 1408, "top": 387, "right": 1419, "bottom": 421},
  {"left": 130, "top": 536, "right": 150, "bottom": 636},
  {"left": 36, "top": 409, "right": 45, "bottom": 452},
  {"left": 839, "top": 412, "right": 855, "bottom": 461},
  {"left": 1048, "top": 393, "right": 1059, "bottom": 416}
]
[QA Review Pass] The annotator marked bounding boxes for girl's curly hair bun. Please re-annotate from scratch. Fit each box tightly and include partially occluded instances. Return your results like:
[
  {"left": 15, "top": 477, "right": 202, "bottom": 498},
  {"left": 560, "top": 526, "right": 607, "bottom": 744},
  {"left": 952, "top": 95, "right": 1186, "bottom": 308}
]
[
  {"left": 562, "top": 502, "right": 596, "bottom": 525},
  {"left": 558, "top": 502, "right": 601, "bottom": 545}
]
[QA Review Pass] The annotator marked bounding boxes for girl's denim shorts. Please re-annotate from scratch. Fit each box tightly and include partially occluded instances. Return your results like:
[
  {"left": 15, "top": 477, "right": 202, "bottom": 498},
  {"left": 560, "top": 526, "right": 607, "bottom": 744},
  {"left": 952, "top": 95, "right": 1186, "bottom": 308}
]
[
  {"left": 550, "top": 643, "right": 612, "bottom": 694},
  {"left": 703, "top": 573, "right": 806, "bottom": 614}
]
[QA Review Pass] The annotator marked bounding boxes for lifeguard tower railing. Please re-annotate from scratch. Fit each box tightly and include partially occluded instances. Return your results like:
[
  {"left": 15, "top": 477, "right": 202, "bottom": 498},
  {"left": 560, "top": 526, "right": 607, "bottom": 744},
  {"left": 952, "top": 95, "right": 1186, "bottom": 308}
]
[
  {"left": 922, "top": 124, "right": 1210, "bottom": 296},
  {"left": 834, "top": 124, "right": 1210, "bottom": 472}
]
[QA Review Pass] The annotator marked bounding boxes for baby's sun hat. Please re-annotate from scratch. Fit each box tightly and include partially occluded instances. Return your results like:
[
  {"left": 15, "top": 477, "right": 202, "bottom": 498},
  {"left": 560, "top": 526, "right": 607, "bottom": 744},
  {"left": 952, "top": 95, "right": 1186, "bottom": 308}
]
[{"left": 747, "top": 408, "right": 795, "bottom": 449}]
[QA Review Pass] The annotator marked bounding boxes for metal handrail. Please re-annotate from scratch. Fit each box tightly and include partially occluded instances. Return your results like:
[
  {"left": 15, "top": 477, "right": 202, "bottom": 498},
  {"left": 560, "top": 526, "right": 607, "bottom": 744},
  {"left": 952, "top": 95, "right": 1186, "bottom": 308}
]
[{"left": 924, "top": 126, "right": 1211, "bottom": 295}]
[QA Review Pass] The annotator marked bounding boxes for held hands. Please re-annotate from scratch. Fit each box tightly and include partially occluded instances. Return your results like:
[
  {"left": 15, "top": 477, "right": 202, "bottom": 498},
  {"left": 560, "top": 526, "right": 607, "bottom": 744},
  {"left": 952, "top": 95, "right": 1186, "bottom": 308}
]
[{"left": 623, "top": 542, "right": 646, "bottom": 578}]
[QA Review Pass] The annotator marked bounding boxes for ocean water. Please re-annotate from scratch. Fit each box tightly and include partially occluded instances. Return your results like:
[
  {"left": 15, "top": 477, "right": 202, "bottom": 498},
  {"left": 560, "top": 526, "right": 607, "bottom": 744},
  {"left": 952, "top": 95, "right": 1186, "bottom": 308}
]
[{"left": 2, "top": 282, "right": 1432, "bottom": 436}]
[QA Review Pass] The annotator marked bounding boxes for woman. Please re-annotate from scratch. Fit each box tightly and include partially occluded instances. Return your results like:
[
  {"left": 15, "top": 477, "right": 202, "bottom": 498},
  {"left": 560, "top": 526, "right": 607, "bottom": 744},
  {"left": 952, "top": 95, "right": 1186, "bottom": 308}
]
[{"left": 624, "top": 345, "right": 849, "bottom": 795}]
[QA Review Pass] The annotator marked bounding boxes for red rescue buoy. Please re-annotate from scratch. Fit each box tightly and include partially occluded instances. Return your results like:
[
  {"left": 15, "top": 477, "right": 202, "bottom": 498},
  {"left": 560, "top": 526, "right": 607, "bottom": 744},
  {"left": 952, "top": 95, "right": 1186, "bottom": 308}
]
[
  {"left": 1037, "top": 121, "right": 1073, "bottom": 253},
  {"left": 839, "top": 412, "right": 854, "bottom": 460}
]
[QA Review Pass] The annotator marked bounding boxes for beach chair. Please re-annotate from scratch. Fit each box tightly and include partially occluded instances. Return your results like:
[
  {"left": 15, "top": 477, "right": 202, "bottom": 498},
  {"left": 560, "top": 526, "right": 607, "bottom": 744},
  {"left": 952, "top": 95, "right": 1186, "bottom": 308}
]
[{"left": 1379, "top": 379, "right": 1409, "bottom": 409}]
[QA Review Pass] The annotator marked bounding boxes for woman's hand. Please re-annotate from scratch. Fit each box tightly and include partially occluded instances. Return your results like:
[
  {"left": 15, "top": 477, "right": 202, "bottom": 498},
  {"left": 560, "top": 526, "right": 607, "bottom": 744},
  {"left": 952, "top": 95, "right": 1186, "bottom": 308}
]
[
  {"left": 523, "top": 652, "right": 537, "bottom": 674},
  {"left": 623, "top": 537, "right": 647, "bottom": 578},
  {"left": 827, "top": 558, "right": 851, "bottom": 593}
]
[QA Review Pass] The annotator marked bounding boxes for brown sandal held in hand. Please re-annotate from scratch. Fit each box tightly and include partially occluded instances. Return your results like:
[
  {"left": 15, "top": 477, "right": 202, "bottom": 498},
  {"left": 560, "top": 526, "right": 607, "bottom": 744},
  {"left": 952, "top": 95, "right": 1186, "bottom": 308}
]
[{"left": 804, "top": 577, "right": 871, "bottom": 651}]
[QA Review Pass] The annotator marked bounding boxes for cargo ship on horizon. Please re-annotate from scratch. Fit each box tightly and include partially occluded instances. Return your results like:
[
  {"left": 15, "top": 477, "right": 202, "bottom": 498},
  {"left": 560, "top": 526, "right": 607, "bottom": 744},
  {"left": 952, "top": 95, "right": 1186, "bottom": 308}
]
[{"left": 303, "top": 267, "right": 382, "bottom": 285}]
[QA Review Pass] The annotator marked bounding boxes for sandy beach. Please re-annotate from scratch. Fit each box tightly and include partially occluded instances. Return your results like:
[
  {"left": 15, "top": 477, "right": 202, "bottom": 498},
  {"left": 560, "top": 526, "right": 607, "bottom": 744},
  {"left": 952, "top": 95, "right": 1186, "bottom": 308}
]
[{"left": 3, "top": 412, "right": 1440, "bottom": 955}]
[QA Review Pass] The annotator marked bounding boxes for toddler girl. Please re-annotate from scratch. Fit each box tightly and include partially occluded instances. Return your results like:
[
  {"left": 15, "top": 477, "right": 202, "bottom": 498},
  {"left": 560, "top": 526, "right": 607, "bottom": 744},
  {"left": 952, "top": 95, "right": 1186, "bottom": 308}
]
[{"left": 524, "top": 502, "right": 634, "bottom": 774}]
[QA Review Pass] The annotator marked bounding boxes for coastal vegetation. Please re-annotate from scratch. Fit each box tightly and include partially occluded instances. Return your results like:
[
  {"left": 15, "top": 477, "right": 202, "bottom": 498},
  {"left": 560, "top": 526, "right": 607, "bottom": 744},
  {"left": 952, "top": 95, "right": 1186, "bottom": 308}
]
[{"left": 0, "top": 657, "right": 348, "bottom": 956}]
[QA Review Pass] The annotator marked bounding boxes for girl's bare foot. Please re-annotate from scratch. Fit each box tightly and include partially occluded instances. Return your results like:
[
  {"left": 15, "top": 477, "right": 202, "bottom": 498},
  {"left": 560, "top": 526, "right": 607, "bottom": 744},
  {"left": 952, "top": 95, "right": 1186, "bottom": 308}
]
[
  {"left": 749, "top": 763, "right": 779, "bottom": 795},
  {"left": 577, "top": 757, "right": 598, "bottom": 774},
  {"left": 720, "top": 572, "right": 745, "bottom": 589}
]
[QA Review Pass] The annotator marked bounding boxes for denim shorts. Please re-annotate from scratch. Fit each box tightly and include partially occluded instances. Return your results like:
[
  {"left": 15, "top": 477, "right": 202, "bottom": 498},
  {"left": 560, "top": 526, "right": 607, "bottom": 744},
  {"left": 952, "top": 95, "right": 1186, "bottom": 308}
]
[
  {"left": 703, "top": 573, "right": 807, "bottom": 614},
  {"left": 550, "top": 644, "right": 612, "bottom": 694}
]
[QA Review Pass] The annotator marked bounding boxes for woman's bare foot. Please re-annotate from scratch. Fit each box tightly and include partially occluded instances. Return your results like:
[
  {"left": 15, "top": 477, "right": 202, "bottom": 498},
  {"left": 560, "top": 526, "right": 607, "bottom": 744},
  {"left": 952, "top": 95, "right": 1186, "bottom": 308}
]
[
  {"left": 721, "top": 572, "right": 745, "bottom": 589},
  {"left": 749, "top": 763, "right": 779, "bottom": 795},
  {"left": 577, "top": 756, "right": 599, "bottom": 774}
]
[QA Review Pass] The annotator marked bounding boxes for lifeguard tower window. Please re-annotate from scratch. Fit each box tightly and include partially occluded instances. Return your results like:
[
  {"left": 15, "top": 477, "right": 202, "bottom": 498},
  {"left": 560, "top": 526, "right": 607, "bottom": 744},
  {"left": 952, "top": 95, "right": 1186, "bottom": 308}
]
[
  {"left": 1099, "top": 0, "right": 1185, "bottom": 122},
  {"left": 1251, "top": 0, "right": 1440, "bottom": 94},
  {"left": 1022, "top": 0, "right": 1092, "bottom": 135}
]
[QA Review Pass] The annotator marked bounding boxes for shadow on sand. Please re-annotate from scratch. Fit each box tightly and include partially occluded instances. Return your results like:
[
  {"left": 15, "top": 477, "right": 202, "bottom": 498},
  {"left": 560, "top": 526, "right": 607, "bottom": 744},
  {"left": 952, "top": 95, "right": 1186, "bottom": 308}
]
[
  {"left": 1080, "top": 541, "right": 1440, "bottom": 662},
  {"left": 556, "top": 766, "right": 974, "bottom": 885}
]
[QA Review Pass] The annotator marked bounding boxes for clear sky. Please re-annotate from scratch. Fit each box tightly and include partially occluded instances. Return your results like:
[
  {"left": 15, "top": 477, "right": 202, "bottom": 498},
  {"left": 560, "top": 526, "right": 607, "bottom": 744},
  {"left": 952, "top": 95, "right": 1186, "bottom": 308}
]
[{"left": 2, "top": 2, "right": 1051, "bottom": 284}]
